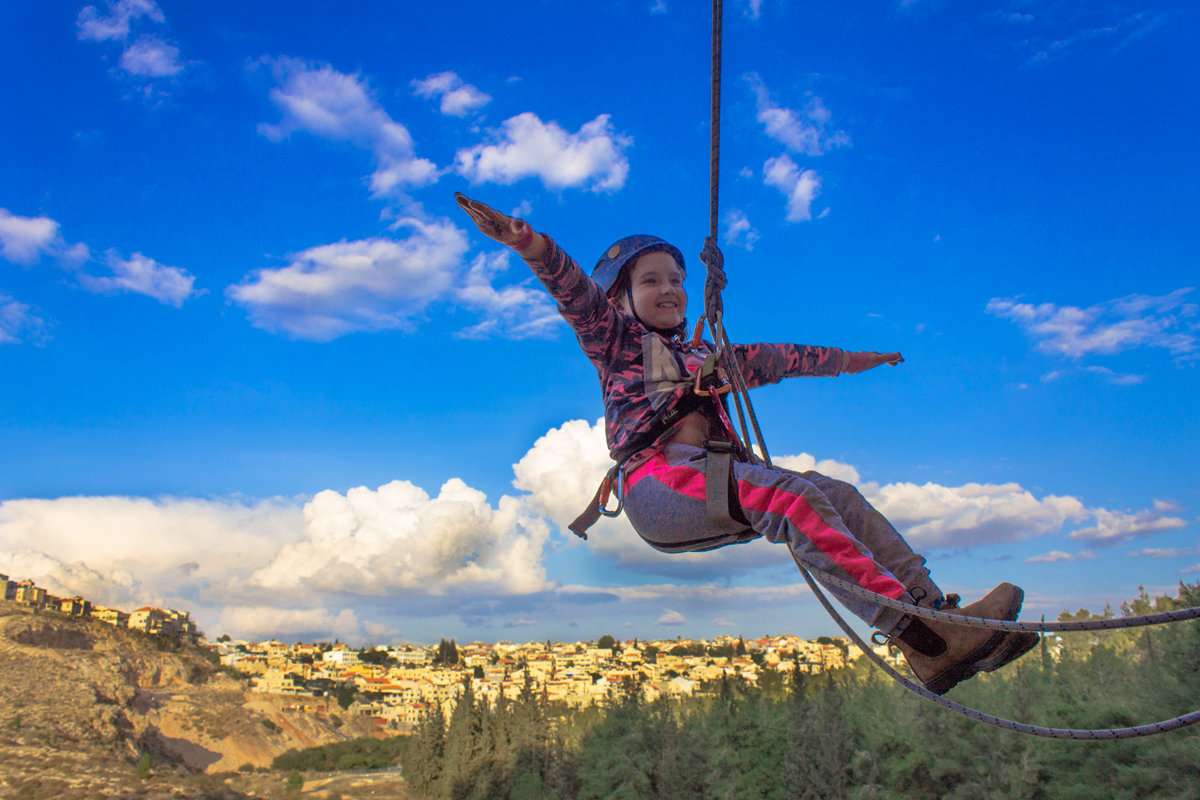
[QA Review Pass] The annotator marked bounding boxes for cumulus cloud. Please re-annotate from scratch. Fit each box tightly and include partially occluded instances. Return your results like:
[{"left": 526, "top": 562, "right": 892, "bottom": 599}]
[
  {"left": 0, "top": 208, "right": 88, "bottom": 267},
  {"left": 1025, "top": 550, "right": 1095, "bottom": 563},
  {"left": 747, "top": 74, "right": 850, "bottom": 157},
  {"left": 1128, "top": 543, "right": 1200, "bottom": 559},
  {"left": 259, "top": 58, "right": 438, "bottom": 197},
  {"left": 658, "top": 610, "right": 686, "bottom": 626},
  {"left": 0, "top": 495, "right": 303, "bottom": 610},
  {"left": 1069, "top": 505, "right": 1187, "bottom": 545},
  {"left": 763, "top": 154, "right": 821, "bottom": 222},
  {"left": 76, "top": 0, "right": 186, "bottom": 86},
  {"left": 412, "top": 71, "right": 491, "bottom": 117},
  {"left": 217, "top": 606, "right": 364, "bottom": 641},
  {"left": 79, "top": 250, "right": 198, "bottom": 306},
  {"left": 455, "top": 112, "right": 631, "bottom": 192},
  {"left": 0, "top": 294, "right": 47, "bottom": 345},
  {"left": 986, "top": 288, "right": 1198, "bottom": 362},
  {"left": 454, "top": 250, "right": 562, "bottom": 339},
  {"left": 119, "top": 36, "right": 183, "bottom": 77},
  {"left": 227, "top": 218, "right": 467, "bottom": 340},
  {"left": 76, "top": 0, "right": 163, "bottom": 42},
  {"left": 1, "top": 208, "right": 192, "bottom": 307},
  {"left": 249, "top": 479, "right": 552, "bottom": 597},
  {"left": 863, "top": 480, "right": 1089, "bottom": 549},
  {"left": 724, "top": 209, "right": 760, "bottom": 251}
]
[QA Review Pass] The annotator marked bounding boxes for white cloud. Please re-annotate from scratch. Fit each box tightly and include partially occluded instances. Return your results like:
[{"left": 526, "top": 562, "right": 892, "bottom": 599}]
[
  {"left": 79, "top": 250, "right": 198, "bottom": 306},
  {"left": 986, "top": 288, "right": 1198, "bottom": 361},
  {"left": 259, "top": 58, "right": 438, "bottom": 197},
  {"left": 650, "top": 0, "right": 669, "bottom": 14},
  {"left": 724, "top": 209, "right": 760, "bottom": 251},
  {"left": 77, "top": 0, "right": 186, "bottom": 85},
  {"left": 0, "top": 209, "right": 80, "bottom": 266},
  {"left": 0, "top": 208, "right": 192, "bottom": 307},
  {"left": 411, "top": 71, "right": 491, "bottom": 117},
  {"left": 76, "top": 0, "right": 163, "bottom": 42},
  {"left": 1025, "top": 549, "right": 1095, "bottom": 563},
  {"left": 1085, "top": 365, "right": 1144, "bottom": 385},
  {"left": 863, "top": 480, "right": 1089, "bottom": 549},
  {"left": 119, "top": 36, "right": 183, "bottom": 77},
  {"left": 739, "top": 0, "right": 764, "bottom": 19},
  {"left": 0, "top": 294, "right": 47, "bottom": 345},
  {"left": 249, "top": 479, "right": 552, "bottom": 597},
  {"left": 454, "top": 250, "right": 562, "bottom": 339},
  {"left": 658, "top": 610, "right": 686, "bottom": 626},
  {"left": 1128, "top": 543, "right": 1200, "bottom": 559},
  {"left": 217, "top": 606, "right": 363, "bottom": 641},
  {"left": 1069, "top": 505, "right": 1187, "bottom": 545},
  {"left": 747, "top": 74, "right": 850, "bottom": 157},
  {"left": 0, "top": 495, "right": 303, "bottom": 610},
  {"left": 455, "top": 112, "right": 631, "bottom": 192},
  {"left": 772, "top": 453, "right": 861, "bottom": 484},
  {"left": 763, "top": 154, "right": 820, "bottom": 222},
  {"left": 227, "top": 218, "right": 467, "bottom": 340}
]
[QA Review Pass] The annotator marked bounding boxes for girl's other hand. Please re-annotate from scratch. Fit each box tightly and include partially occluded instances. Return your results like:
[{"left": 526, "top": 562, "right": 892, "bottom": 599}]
[
  {"left": 843, "top": 351, "right": 904, "bottom": 374},
  {"left": 455, "top": 192, "right": 538, "bottom": 254}
]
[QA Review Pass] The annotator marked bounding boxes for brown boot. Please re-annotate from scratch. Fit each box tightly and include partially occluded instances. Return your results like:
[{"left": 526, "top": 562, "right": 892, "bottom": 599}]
[
  {"left": 939, "top": 591, "right": 1040, "bottom": 674},
  {"left": 891, "top": 582, "right": 1029, "bottom": 695}
]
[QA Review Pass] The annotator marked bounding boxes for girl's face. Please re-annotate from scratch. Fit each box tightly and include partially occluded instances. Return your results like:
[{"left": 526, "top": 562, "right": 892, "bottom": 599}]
[{"left": 620, "top": 251, "right": 687, "bottom": 330}]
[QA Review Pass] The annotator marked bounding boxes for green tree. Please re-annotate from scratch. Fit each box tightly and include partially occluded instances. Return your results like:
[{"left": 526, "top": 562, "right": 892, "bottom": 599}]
[
  {"left": 285, "top": 770, "right": 303, "bottom": 793},
  {"left": 136, "top": 752, "right": 152, "bottom": 780}
]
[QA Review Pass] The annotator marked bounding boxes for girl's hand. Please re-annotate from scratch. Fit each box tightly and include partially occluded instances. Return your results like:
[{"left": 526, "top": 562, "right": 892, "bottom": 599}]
[
  {"left": 455, "top": 192, "right": 541, "bottom": 256},
  {"left": 843, "top": 351, "right": 904, "bottom": 374}
]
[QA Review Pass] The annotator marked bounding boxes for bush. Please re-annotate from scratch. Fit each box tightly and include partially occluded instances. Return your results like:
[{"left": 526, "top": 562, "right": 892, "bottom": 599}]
[
  {"left": 285, "top": 770, "right": 303, "bottom": 792},
  {"left": 136, "top": 752, "right": 153, "bottom": 780}
]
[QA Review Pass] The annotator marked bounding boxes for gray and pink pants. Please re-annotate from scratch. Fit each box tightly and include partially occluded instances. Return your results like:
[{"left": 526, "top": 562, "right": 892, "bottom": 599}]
[{"left": 624, "top": 443, "right": 943, "bottom": 634}]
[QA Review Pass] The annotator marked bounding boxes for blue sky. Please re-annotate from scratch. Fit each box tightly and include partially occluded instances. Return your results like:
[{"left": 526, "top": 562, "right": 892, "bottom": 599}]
[{"left": 1, "top": 0, "right": 1197, "bottom": 646}]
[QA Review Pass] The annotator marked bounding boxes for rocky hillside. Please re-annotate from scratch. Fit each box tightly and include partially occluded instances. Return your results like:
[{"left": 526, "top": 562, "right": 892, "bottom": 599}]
[{"left": 0, "top": 599, "right": 385, "bottom": 798}]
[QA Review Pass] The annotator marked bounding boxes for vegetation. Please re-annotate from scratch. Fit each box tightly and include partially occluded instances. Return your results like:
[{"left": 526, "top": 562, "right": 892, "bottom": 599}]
[
  {"left": 395, "top": 582, "right": 1200, "bottom": 800},
  {"left": 273, "top": 736, "right": 406, "bottom": 772},
  {"left": 135, "top": 752, "right": 153, "bottom": 780},
  {"left": 433, "top": 638, "right": 461, "bottom": 666}
]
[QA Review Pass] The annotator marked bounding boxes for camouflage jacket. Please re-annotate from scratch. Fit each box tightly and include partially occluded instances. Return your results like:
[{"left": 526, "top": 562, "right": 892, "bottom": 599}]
[{"left": 525, "top": 236, "right": 844, "bottom": 461}]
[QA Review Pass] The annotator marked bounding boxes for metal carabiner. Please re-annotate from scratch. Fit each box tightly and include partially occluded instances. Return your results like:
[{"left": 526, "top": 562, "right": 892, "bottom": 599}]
[{"left": 598, "top": 468, "right": 624, "bottom": 518}]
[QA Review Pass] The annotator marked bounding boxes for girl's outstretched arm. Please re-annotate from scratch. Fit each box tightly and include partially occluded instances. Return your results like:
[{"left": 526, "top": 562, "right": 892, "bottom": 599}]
[{"left": 455, "top": 192, "right": 548, "bottom": 261}]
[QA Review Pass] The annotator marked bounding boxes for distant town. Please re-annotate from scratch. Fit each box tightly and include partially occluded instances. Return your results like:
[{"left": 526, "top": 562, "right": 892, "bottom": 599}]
[
  {"left": 1, "top": 572, "right": 198, "bottom": 639},
  {"left": 4, "top": 572, "right": 903, "bottom": 734}
]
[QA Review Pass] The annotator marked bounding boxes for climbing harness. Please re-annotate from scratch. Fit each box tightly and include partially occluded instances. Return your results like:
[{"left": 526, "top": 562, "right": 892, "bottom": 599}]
[{"left": 691, "top": 0, "right": 1200, "bottom": 738}]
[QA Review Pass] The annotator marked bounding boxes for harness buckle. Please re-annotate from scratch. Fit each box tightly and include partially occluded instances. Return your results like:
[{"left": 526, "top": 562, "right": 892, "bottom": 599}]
[{"left": 694, "top": 352, "right": 732, "bottom": 397}]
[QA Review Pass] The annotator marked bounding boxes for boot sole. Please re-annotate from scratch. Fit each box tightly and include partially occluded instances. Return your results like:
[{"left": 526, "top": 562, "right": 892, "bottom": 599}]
[
  {"left": 922, "top": 585, "right": 1026, "bottom": 695},
  {"left": 975, "top": 631, "right": 1039, "bottom": 673}
]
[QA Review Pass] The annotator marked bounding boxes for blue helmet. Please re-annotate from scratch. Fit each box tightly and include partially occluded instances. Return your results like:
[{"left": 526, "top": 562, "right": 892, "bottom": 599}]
[{"left": 591, "top": 235, "right": 685, "bottom": 296}]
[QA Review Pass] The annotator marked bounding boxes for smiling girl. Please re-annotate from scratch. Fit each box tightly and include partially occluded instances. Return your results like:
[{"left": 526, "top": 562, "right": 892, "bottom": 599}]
[{"left": 456, "top": 192, "right": 1037, "bottom": 695}]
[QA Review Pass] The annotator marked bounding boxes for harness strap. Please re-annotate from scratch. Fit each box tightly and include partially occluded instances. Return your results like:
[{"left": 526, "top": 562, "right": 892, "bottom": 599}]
[{"left": 702, "top": 439, "right": 751, "bottom": 533}]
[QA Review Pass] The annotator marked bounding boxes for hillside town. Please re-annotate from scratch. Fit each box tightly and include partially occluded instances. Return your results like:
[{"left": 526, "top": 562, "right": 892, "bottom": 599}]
[
  {"left": 4, "top": 572, "right": 903, "bottom": 734},
  {"left": 0, "top": 573, "right": 198, "bottom": 640},
  {"left": 214, "top": 632, "right": 906, "bottom": 734}
]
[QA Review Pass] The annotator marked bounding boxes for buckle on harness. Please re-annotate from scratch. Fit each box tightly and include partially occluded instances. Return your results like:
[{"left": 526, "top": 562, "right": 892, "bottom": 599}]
[{"left": 694, "top": 353, "right": 732, "bottom": 397}]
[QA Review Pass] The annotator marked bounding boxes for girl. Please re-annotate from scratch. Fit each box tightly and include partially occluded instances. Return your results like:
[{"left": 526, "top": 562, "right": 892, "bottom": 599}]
[{"left": 456, "top": 192, "right": 1037, "bottom": 695}]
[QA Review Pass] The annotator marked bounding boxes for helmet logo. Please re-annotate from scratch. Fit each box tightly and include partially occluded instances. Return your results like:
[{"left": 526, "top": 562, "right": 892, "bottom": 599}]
[{"left": 607, "top": 244, "right": 621, "bottom": 259}]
